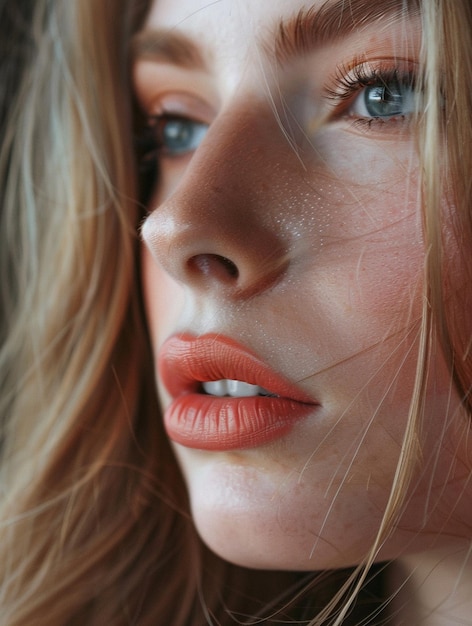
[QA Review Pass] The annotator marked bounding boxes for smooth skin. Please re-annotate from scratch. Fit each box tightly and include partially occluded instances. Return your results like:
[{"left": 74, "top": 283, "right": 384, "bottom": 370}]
[{"left": 135, "top": 0, "right": 470, "bottom": 585}]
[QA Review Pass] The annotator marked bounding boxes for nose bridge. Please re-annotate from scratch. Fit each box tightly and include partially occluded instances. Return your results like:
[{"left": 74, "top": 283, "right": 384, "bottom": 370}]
[
  {"left": 143, "top": 102, "right": 291, "bottom": 296},
  {"left": 170, "top": 102, "right": 276, "bottom": 228}
]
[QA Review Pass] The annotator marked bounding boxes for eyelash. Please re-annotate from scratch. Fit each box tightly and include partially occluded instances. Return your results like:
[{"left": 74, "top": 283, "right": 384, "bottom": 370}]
[{"left": 327, "top": 62, "right": 419, "bottom": 127}]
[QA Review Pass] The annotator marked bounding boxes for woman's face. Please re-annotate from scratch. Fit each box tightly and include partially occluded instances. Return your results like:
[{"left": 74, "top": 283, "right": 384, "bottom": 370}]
[{"left": 135, "top": 0, "right": 470, "bottom": 570}]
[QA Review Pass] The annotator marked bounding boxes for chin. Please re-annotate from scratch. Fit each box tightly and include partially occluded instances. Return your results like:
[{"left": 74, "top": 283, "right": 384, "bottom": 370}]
[{"left": 187, "top": 485, "right": 376, "bottom": 572}]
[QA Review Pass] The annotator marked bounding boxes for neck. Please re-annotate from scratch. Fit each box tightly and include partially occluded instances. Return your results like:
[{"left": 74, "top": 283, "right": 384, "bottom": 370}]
[{"left": 390, "top": 544, "right": 472, "bottom": 625}]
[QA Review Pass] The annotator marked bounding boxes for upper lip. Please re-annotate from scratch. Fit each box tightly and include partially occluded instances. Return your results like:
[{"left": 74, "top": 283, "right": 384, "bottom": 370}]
[{"left": 158, "top": 333, "right": 316, "bottom": 404}]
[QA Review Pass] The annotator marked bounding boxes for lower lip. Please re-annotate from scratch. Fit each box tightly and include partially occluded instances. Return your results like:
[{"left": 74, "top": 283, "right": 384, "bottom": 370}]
[{"left": 164, "top": 393, "right": 313, "bottom": 451}]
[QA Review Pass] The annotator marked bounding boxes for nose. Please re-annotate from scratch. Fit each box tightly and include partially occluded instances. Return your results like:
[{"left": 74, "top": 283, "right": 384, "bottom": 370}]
[{"left": 141, "top": 106, "right": 291, "bottom": 299}]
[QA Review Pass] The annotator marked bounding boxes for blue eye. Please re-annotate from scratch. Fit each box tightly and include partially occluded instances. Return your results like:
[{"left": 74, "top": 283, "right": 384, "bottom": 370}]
[
  {"left": 155, "top": 116, "right": 208, "bottom": 156},
  {"left": 351, "top": 79, "right": 417, "bottom": 119}
]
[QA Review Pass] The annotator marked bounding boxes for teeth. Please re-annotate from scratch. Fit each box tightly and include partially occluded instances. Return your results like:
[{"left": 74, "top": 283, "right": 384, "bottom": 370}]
[
  {"left": 201, "top": 380, "right": 227, "bottom": 397},
  {"left": 202, "top": 379, "right": 276, "bottom": 398},
  {"left": 227, "top": 379, "right": 260, "bottom": 397}
]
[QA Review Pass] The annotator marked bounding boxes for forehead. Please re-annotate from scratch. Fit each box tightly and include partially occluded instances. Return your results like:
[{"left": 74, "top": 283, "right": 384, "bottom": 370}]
[
  {"left": 143, "top": 0, "right": 417, "bottom": 67},
  {"left": 145, "top": 0, "right": 300, "bottom": 32}
]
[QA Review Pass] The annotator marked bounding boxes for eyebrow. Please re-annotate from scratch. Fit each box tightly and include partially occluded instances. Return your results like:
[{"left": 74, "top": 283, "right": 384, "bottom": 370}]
[
  {"left": 131, "top": 29, "right": 206, "bottom": 69},
  {"left": 131, "top": 0, "right": 420, "bottom": 68},
  {"left": 273, "top": 0, "right": 420, "bottom": 64}
]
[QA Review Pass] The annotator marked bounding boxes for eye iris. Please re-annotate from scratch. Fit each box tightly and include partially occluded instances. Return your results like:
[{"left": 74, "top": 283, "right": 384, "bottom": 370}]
[
  {"left": 364, "top": 82, "right": 412, "bottom": 118},
  {"left": 162, "top": 119, "right": 194, "bottom": 152},
  {"left": 158, "top": 118, "right": 209, "bottom": 155}
]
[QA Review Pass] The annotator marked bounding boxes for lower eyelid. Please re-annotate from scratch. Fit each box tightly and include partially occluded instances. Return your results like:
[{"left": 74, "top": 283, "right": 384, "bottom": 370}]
[{"left": 344, "top": 115, "right": 415, "bottom": 140}]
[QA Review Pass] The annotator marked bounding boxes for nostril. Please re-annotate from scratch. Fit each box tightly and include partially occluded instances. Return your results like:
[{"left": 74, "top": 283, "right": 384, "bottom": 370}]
[
  {"left": 188, "top": 254, "right": 239, "bottom": 281},
  {"left": 217, "top": 256, "right": 239, "bottom": 278}
]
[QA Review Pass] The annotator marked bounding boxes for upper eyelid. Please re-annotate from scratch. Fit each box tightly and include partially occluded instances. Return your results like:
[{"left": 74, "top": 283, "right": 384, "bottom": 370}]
[
  {"left": 134, "top": 56, "right": 419, "bottom": 99},
  {"left": 133, "top": 59, "right": 218, "bottom": 113},
  {"left": 325, "top": 59, "right": 420, "bottom": 95},
  {"left": 147, "top": 96, "right": 214, "bottom": 122},
  {"left": 134, "top": 79, "right": 217, "bottom": 126}
]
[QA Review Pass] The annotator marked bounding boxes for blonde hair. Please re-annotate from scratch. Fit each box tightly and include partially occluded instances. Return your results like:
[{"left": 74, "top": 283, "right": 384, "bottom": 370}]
[
  {"left": 0, "top": 0, "right": 470, "bottom": 624},
  {"left": 0, "top": 2, "right": 309, "bottom": 623},
  {"left": 0, "top": 1, "right": 199, "bottom": 622}
]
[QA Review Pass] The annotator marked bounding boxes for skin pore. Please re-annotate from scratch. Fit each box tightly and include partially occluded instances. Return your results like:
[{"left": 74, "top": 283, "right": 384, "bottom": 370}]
[{"left": 134, "top": 0, "right": 471, "bottom": 616}]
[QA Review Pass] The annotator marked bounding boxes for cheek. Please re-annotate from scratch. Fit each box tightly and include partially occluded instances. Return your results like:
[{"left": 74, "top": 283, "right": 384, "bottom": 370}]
[{"left": 280, "top": 169, "right": 425, "bottom": 396}]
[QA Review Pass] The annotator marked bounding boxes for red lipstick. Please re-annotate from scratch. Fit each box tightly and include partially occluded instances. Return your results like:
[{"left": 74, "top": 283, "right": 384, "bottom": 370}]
[{"left": 158, "top": 334, "right": 316, "bottom": 451}]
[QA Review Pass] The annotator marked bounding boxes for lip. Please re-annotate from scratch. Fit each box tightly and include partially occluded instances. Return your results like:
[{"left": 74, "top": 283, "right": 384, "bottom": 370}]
[{"left": 158, "top": 333, "right": 317, "bottom": 451}]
